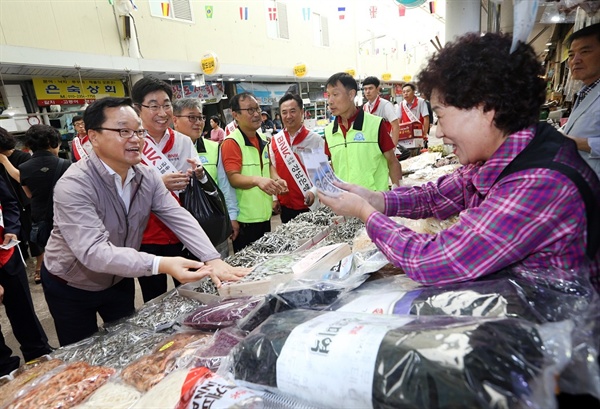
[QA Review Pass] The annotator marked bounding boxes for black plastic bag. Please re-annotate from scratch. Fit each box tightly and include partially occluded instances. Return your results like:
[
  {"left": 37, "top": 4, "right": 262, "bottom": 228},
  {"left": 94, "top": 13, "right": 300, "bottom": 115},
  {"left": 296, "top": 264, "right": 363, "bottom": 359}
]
[{"left": 181, "top": 172, "right": 231, "bottom": 246}]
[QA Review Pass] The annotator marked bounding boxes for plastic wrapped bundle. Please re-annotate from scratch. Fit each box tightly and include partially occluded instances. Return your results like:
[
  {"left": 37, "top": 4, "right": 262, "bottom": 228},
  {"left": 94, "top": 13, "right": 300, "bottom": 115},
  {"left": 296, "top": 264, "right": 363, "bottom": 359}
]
[
  {"left": 50, "top": 325, "right": 169, "bottom": 369},
  {"left": 0, "top": 359, "right": 63, "bottom": 408},
  {"left": 193, "top": 328, "right": 247, "bottom": 371},
  {"left": 74, "top": 381, "right": 141, "bottom": 409},
  {"left": 184, "top": 297, "right": 265, "bottom": 330},
  {"left": 120, "top": 331, "right": 212, "bottom": 392},
  {"left": 125, "top": 290, "right": 204, "bottom": 331},
  {"left": 7, "top": 361, "right": 115, "bottom": 409},
  {"left": 227, "top": 310, "right": 569, "bottom": 409}
]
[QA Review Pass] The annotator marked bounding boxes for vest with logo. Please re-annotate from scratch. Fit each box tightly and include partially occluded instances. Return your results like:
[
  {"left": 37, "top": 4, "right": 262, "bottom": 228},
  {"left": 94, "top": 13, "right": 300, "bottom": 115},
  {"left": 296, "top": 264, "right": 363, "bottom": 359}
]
[
  {"left": 195, "top": 138, "right": 219, "bottom": 183},
  {"left": 225, "top": 129, "right": 272, "bottom": 223},
  {"left": 325, "top": 111, "right": 388, "bottom": 191}
]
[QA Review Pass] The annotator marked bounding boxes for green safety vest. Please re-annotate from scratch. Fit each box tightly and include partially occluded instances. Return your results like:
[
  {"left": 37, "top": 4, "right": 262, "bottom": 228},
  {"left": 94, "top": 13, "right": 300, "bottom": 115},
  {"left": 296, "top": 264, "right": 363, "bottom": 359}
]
[
  {"left": 195, "top": 139, "right": 219, "bottom": 183},
  {"left": 325, "top": 110, "right": 389, "bottom": 191},
  {"left": 225, "top": 129, "right": 272, "bottom": 223}
]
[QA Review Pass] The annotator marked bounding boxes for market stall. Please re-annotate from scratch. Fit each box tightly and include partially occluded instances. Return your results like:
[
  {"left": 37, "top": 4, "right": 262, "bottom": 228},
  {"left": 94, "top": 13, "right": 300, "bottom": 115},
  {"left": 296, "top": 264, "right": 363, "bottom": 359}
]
[{"left": 0, "top": 152, "right": 598, "bottom": 409}]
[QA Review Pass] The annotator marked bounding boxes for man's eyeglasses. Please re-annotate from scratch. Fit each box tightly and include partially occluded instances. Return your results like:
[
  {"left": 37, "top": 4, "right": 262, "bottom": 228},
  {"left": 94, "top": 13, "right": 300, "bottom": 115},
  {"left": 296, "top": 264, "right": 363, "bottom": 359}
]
[
  {"left": 237, "top": 107, "right": 262, "bottom": 115},
  {"left": 175, "top": 115, "right": 205, "bottom": 122},
  {"left": 92, "top": 127, "right": 146, "bottom": 139},
  {"left": 73, "top": 122, "right": 85, "bottom": 127},
  {"left": 139, "top": 103, "right": 173, "bottom": 112}
]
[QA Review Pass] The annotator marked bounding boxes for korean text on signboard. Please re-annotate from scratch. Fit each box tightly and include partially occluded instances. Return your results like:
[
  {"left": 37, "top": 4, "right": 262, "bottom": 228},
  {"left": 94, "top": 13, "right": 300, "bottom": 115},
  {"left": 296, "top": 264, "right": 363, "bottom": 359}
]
[{"left": 32, "top": 78, "right": 126, "bottom": 106}]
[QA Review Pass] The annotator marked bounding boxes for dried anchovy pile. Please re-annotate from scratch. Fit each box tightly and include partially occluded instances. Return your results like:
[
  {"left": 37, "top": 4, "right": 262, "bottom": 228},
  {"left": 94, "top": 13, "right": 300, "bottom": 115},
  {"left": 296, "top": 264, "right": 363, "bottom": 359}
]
[
  {"left": 190, "top": 277, "right": 219, "bottom": 295},
  {"left": 294, "top": 206, "right": 336, "bottom": 226},
  {"left": 322, "top": 217, "right": 365, "bottom": 245},
  {"left": 127, "top": 292, "right": 204, "bottom": 330},
  {"left": 57, "top": 324, "right": 164, "bottom": 368},
  {"left": 274, "top": 221, "right": 326, "bottom": 241},
  {"left": 225, "top": 246, "right": 273, "bottom": 268}
]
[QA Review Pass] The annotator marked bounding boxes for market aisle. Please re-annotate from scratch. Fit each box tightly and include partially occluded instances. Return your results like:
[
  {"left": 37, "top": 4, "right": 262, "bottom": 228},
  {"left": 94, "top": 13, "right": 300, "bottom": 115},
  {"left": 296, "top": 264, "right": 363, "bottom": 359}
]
[{"left": 1, "top": 214, "right": 283, "bottom": 361}]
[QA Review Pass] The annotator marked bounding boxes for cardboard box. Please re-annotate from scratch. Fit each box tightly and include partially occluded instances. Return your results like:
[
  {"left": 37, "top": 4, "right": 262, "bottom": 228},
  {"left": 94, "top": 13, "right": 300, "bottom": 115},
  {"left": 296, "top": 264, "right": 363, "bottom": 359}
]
[
  {"left": 398, "top": 138, "right": 424, "bottom": 149},
  {"left": 398, "top": 121, "right": 424, "bottom": 140}
]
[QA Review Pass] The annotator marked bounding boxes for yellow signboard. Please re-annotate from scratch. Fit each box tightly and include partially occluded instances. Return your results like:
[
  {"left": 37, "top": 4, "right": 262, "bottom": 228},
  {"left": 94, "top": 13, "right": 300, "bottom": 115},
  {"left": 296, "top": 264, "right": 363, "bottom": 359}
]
[
  {"left": 201, "top": 52, "right": 219, "bottom": 75},
  {"left": 293, "top": 63, "right": 307, "bottom": 78},
  {"left": 382, "top": 73, "right": 392, "bottom": 81},
  {"left": 345, "top": 69, "right": 356, "bottom": 77},
  {"left": 32, "top": 78, "right": 125, "bottom": 106},
  {"left": 402, "top": 75, "right": 412, "bottom": 82}
]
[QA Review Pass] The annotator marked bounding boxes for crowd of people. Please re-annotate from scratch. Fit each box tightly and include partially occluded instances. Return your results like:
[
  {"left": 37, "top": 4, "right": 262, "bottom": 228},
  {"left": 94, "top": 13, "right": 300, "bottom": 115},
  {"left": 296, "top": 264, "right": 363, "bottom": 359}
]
[{"left": 0, "top": 25, "right": 598, "bottom": 391}]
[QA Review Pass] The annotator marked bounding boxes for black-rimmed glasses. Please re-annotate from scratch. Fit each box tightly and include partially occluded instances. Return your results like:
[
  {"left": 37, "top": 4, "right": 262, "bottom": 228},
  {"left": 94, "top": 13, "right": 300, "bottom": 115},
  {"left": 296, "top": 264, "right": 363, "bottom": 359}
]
[
  {"left": 92, "top": 127, "right": 146, "bottom": 138},
  {"left": 139, "top": 103, "right": 173, "bottom": 112},
  {"left": 237, "top": 107, "right": 262, "bottom": 115},
  {"left": 175, "top": 115, "right": 205, "bottom": 122}
]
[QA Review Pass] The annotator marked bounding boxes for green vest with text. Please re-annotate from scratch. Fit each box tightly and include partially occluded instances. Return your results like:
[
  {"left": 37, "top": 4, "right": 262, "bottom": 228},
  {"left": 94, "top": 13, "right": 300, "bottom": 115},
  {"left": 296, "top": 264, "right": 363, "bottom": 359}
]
[
  {"left": 325, "top": 111, "right": 389, "bottom": 191},
  {"left": 226, "top": 129, "right": 272, "bottom": 223},
  {"left": 195, "top": 139, "right": 219, "bottom": 183}
]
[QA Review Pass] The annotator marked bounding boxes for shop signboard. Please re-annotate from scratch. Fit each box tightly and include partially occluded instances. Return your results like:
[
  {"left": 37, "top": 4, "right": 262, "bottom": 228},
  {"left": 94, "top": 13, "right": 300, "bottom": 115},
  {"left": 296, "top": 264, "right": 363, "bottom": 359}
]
[
  {"left": 382, "top": 73, "right": 392, "bottom": 81},
  {"left": 32, "top": 78, "right": 125, "bottom": 106},
  {"left": 171, "top": 83, "right": 225, "bottom": 104}
]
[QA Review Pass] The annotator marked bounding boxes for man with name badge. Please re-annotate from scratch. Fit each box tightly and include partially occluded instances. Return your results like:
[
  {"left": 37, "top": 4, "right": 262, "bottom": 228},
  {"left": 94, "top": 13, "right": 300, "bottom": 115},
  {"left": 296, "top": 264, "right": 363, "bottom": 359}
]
[
  {"left": 221, "top": 92, "right": 286, "bottom": 252},
  {"left": 324, "top": 72, "right": 401, "bottom": 192},
  {"left": 172, "top": 98, "right": 239, "bottom": 258},
  {"left": 362, "top": 76, "right": 400, "bottom": 145},
  {"left": 270, "top": 93, "right": 324, "bottom": 223}
]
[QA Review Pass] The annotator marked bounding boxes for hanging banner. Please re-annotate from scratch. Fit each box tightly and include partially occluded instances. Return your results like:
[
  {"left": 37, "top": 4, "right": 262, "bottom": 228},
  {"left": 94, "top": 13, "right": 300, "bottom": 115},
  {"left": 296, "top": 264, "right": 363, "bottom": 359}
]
[
  {"left": 382, "top": 73, "right": 392, "bottom": 81},
  {"left": 235, "top": 83, "right": 294, "bottom": 105},
  {"left": 32, "top": 78, "right": 125, "bottom": 106},
  {"left": 171, "top": 83, "right": 225, "bottom": 104},
  {"left": 345, "top": 69, "right": 356, "bottom": 78}
]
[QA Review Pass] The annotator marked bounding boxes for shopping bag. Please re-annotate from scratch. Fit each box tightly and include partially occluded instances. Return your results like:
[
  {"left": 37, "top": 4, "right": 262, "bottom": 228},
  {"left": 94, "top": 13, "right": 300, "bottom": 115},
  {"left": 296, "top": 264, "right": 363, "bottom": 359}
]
[{"left": 181, "top": 172, "right": 232, "bottom": 246}]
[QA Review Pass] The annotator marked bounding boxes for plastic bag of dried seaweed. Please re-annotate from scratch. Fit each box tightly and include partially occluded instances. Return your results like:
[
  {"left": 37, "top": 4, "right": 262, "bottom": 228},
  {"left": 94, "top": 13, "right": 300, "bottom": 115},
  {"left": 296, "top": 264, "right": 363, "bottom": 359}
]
[{"left": 224, "top": 309, "right": 571, "bottom": 409}]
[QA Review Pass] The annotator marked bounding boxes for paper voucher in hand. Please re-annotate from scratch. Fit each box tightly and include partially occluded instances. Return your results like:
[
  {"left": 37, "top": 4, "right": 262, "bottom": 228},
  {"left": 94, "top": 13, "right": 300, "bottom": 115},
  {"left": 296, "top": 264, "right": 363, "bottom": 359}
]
[{"left": 300, "top": 150, "right": 345, "bottom": 197}]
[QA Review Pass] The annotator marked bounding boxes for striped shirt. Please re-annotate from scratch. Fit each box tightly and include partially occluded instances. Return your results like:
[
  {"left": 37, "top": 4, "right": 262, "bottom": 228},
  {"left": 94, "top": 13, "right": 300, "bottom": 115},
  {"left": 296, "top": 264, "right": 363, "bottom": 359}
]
[{"left": 366, "top": 127, "right": 600, "bottom": 291}]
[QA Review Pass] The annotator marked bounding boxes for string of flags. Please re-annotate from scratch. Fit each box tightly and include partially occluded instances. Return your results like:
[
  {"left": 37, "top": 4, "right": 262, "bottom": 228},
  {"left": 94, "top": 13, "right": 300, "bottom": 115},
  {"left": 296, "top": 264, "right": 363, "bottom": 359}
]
[{"left": 141, "top": 2, "right": 437, "bottom": 22}]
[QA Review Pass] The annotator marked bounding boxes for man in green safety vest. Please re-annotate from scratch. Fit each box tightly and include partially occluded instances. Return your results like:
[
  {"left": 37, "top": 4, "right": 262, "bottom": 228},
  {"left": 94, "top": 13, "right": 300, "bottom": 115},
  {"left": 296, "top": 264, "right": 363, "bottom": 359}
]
[
  {"left": 221, "top": 92, "right": 287, "bottom": 252},
  {"left": 324, "top": 72, "right": 402, "bottom": 191}
]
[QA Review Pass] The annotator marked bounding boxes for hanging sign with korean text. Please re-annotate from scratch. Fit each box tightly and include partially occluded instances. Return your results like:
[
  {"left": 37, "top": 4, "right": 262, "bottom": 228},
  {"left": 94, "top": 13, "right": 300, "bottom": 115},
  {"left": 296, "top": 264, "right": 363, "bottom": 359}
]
[
  {"left": 200, "top": 52, "right": 219, "bottom": 75},
  {"left": 32, "top": 78, "right": 125, "bottom": 106}
]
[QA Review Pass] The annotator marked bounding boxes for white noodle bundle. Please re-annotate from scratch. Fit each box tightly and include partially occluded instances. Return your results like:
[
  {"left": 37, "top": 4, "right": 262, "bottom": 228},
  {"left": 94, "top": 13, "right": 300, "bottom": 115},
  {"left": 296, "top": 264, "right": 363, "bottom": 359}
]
[
  {"left": 131, "top": 369, "right": 188, "bottom": 409},
  {"left": 74, "top": 382, "right": 141, "bottom": 409}
]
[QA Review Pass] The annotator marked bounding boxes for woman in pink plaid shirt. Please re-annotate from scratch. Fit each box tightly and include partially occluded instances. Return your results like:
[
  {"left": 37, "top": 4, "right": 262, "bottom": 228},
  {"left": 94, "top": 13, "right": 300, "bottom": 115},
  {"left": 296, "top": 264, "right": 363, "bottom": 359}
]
[{"left": 320, "top": 32, "right": 600, "bottom": 292}]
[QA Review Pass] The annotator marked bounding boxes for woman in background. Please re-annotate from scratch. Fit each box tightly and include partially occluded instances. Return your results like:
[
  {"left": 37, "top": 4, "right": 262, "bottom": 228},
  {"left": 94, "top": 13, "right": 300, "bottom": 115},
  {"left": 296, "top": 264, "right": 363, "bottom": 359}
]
[{"left": 209, "top": 115, "right": 225, "bottom": 143}]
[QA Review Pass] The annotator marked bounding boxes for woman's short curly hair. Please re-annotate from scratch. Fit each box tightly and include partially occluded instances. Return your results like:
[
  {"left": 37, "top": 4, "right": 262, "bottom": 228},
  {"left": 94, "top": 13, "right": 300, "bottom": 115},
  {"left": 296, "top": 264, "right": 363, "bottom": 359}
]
[
  {"left": 417, "top": 32, "right": 546, "bottom": 135},
  {"left": 24, "top": 124, "right": 61, "bottom": 152}
]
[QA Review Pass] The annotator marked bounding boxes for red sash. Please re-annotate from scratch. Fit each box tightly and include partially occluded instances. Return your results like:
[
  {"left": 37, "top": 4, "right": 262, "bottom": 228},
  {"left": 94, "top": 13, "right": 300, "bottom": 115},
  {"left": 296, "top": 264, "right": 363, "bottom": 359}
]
[
  {"left": 141, "top": 128, "right": 180, "bottom": 245},
  {"left": 72, "top": 135, "right": 90, "bottom": 161},
  {"left": 400, "top": 97, "right": 420, "bottom": 123},
  {"left": 363, "top": 96, "right": 381, "bottom": 114}
]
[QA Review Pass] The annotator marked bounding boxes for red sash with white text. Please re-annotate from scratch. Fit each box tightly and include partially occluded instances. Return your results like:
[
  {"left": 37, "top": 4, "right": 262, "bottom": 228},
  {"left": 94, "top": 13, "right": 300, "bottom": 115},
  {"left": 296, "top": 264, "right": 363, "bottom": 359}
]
[
  {"left": 141, "top": 129, "right": 178, "bottom": 176},
  {"left": 401, "top": 98, "right": 420, "bottom": 124},
  {"left": 72, "top": 135, "right": 90, "bottom": 161},
  {"left": 273, "top": 129, "right": 312, "bottom": 195}
]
